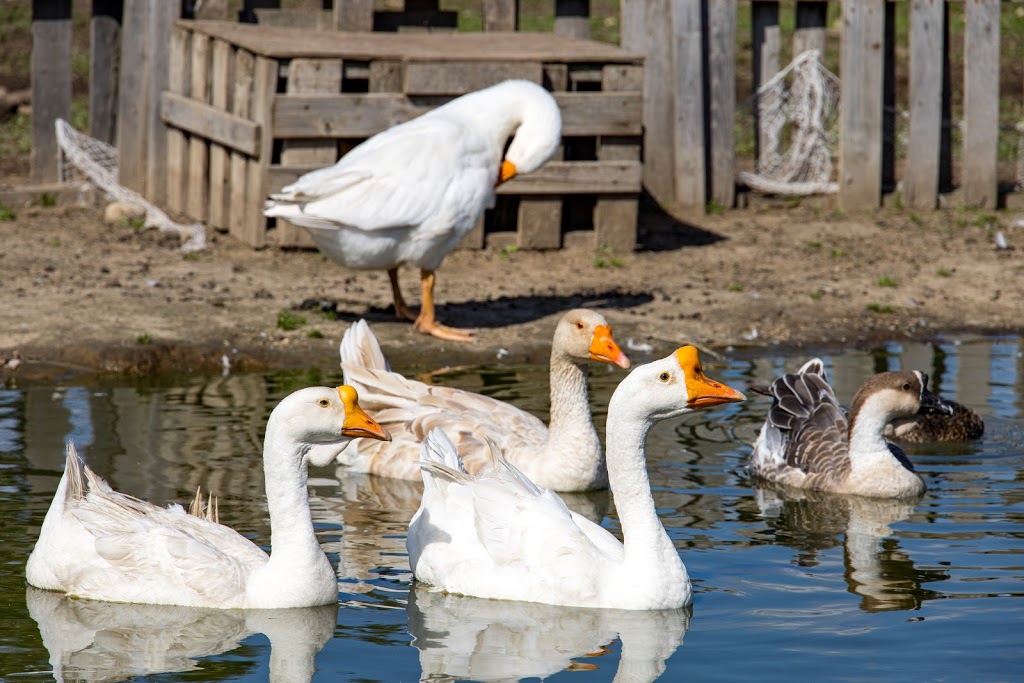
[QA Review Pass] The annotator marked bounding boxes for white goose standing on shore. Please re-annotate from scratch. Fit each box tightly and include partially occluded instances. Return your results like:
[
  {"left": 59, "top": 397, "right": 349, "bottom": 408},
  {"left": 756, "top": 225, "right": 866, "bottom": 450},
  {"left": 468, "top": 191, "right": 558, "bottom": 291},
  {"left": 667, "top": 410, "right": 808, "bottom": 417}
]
[
  {"left": 407, "top": 347, "right": 746, "bottom": 610},
  {"left": 749, "top": 359, "right": 954, "bottom": 498},
  {"left": 26, "top": 386, "right": 390, "bottom": 609},
  {"left": 336, "top": 310, "right": 630, "bottom": 492},
  {"left": 265, "top": 80, "right": 562, "bottom": 342}
]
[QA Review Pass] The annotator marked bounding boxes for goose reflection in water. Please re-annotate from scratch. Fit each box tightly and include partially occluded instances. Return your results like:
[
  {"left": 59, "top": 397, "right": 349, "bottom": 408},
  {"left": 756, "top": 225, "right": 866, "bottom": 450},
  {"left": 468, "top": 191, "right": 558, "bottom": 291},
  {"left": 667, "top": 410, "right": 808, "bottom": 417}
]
[
  {"left": 407, "top": 586, "right": 690, "bottom": 682},
  {"left": 316, "top": 469, "right": 610, "bottom": 593},
  {"left": 26, "top": 587, "right": 336, "bottom": 682},
  {"left": 753, "top": 487, "right": 948, "bottom": 612}
]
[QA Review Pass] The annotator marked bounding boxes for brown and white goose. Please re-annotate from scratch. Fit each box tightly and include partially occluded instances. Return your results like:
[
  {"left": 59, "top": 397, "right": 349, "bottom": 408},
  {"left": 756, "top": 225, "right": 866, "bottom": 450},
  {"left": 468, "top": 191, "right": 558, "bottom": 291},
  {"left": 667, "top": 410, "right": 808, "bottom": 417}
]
[{"left": 749, "top": 359, "right": 953, "bottom": 498}]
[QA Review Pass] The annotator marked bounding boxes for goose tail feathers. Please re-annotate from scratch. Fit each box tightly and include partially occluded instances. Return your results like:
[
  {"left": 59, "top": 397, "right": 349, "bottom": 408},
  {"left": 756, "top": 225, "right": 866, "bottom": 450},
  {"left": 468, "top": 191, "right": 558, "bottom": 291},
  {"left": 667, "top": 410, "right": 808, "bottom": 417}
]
[{"left": 340, "top": 319, "right": 391, "bottom": 374}]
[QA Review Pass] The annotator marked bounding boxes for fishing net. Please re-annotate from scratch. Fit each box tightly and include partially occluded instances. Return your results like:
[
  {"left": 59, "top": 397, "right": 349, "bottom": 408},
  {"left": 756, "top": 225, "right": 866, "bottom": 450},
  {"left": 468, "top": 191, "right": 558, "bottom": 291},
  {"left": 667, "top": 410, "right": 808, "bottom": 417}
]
[
  {"left": 55, "top": 119, "right": 206, "bottom": 252},
  {"left": 737, "top": 49, "right": 840, "bottom": 196}
]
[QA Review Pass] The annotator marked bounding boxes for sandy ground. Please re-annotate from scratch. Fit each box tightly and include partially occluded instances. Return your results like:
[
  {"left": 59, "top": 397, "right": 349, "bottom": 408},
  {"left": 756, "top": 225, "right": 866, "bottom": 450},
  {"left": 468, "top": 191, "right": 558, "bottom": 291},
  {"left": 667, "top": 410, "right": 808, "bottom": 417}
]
[{"left": 1, "top": 196, "right": 1023, "bottom": 381}]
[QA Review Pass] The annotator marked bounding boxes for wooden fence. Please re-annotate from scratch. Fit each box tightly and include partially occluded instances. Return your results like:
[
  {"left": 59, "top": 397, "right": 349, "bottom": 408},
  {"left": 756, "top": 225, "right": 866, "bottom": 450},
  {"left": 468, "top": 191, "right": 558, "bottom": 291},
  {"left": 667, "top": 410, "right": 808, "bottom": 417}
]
[{"left": 28, "top": 0, "right": 1023, "bottom": 226}]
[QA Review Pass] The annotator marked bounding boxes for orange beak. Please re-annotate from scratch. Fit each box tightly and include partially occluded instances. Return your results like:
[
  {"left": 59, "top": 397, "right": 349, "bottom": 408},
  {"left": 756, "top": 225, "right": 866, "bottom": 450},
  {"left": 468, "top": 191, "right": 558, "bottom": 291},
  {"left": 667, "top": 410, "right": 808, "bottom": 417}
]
[
  {"left": 337, "top": 386, "right": 391, "bottom": 441},
  {"left": 675, "top": 347, "right": 746, "bottom": 409},
  {"left": 497, "top": 159, "right": 517, "bottom": 186},
  {"left": 588, "top": 324, "right": 631, "bottom": 369}
]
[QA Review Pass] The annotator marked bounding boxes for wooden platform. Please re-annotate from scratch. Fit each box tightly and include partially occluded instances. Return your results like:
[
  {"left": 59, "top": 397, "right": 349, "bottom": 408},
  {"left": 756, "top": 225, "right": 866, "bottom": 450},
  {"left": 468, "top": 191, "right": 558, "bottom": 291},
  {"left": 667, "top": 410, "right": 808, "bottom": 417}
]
[{"left": 157, "top": 20, "right": 644, "bottom": 251}]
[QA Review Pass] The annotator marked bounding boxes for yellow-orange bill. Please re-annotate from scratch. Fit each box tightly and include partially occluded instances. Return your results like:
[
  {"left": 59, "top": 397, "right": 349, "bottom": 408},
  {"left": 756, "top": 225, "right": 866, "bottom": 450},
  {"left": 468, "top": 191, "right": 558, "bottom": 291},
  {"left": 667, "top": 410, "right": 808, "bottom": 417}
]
[
  {"left": 589, "top": 324, "right": 631, "bottom": 369},
  {"left": 675, "top": 347, "right": 747, "bottom": 409},
  {"left": 497, "top": 159, "right": 518, "bottom": 185},
  {"left": 337, "top": 386, "right": 392, "bottom": 441}
]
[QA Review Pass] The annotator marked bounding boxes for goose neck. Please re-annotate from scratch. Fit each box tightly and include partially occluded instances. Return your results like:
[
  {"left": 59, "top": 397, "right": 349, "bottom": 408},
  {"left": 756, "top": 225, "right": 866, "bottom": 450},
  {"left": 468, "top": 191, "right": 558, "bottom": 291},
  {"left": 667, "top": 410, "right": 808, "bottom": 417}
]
[
  {"left": 546, "top": 353, "right": 597, "bottom": 444},
  {"left": 261, "top": 429, "right": 322, "bottom": 568}
]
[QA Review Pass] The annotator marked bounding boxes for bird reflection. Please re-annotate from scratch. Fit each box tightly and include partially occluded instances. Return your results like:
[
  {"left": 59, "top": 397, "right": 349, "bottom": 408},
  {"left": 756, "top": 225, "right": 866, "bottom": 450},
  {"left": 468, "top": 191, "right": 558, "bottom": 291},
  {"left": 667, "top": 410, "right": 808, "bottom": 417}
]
[
  {"left": 753, "top": 486, "right": 946, "bottom": 612},
  {"left": 26, "top": 587, "right": 336, "bottom": 682},
  {"left": 319, "top": 470, "right": 610, "bottom": 592},
  {"left": 407, "top": 586, "right": 690, "bottom": 682}
]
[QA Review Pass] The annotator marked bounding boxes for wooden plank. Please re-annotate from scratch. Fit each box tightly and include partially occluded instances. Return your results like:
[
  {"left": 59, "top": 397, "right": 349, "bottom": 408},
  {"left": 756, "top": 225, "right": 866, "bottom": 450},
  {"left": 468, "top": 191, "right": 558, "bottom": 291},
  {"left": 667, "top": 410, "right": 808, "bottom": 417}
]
[
  {"left": 751, "top": 1, "right": 780, "bottom": 164},
  {"left": 594, "top": 64, "right": 641, "bottom": 253},
  {"left": 403, "top": 61, "right": 542, "bottom": 95},
  {"left": 554, "top": 0, "right": 590, "bottom": 39},
  {"left": 272, "top": 92, "right": 641, "bottom": 138},
  {"left": 517, "top": 198, "right": 562, "bottom": 249},
  {"left": 166, "top": 26, "right": 191, "bottom": 214},
  {"left": 332, "top": 0, "right": 374, "bottom": 31},
  {"left": 671, "top": 0, "right": 706, "bottom": 213},
  {"left": 904, "top": 0, "right": 944, "bottom": 209},
  {"left": 229, "top": 49, "right": 255, "bottom": 241},
  {"left": 208, "top": 39, "right": 232, "bottom": 230},
  {"left": 882, "top": 0, "right": 896, "bottom": 193},
  {"left": 962, "top": 0, "right": 1000, "bottom": 208},
  {"left": 277, "top": 58, "right": 342, "bottom": 248},
  {"left": 180, "top": 20, "right": 641, "bottom": 63},
  {"left": 839, "top": 0, "right": 884, "bottom": 210},
  {"left": 187, "top": 32, "right": 211, "bottom": 221},
  {"left": 270, "top": 160, "right": 641, "bottom": 196},
  {"left": 31, "top": 0, "right": 73, "bottom": 183},
  {"left": 145, "top": 1, "right": 179, "bottom": 206},
  {"left": 88, "top": 0, "right": 122, "bottom": 145},
  {"left": 708, "top": 0, "right": 736, "bottom": 209},
  {"left": 793, "top": 1, "right": 828, "bottom": 59},
  {"left": 116, "top": 0, "right": 148, "bottom": 193},
  {"left": 368, "top": 60, "right": 405, "bottom": 92},
  {"left": 244, "top": 56, "right": 278, "bottom": 248},
  {"left": 483, "top": 0, "right": 517, "bottom": 31}
]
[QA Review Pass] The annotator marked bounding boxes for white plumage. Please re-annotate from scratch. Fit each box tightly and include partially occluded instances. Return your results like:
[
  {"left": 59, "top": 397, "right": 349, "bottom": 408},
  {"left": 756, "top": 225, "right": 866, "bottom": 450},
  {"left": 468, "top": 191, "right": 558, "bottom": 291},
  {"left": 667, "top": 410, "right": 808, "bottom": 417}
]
[
  {"left": 407, "top": 347, "right": 746, "bottom": 610},
  {"left": 336, "top": 310, "right": 630, "bottom": 491},
  {"left": 26, "top": 386, "right": 390, "bottom": 608},
  {"left": 264, "top": 79, "right": 562, "bottom": 341}
]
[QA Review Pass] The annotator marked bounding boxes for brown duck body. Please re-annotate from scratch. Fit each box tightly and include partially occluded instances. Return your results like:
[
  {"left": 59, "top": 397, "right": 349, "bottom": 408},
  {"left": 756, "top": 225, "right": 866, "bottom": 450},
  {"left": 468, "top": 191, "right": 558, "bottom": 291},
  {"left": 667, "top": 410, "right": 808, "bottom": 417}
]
[{"left": 885, "top": 399, "right": 984, "bottom": 443}]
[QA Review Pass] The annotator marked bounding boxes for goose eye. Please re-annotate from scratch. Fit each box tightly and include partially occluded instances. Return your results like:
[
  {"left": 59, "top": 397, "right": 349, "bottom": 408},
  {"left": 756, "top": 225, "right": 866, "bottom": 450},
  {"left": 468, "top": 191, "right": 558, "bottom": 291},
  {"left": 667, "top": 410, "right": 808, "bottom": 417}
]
[
  {"left": 318, "top": 399, "right": 331, "bottom": 407},
  {"left": 659, "top": 372, "right": 670, "bottom": 382},
  {"left": 576, "top": 322, "right": 584, "bottom": 330},
  {"left": 902, "top": 383, "right": 911, "bottom": 391}
]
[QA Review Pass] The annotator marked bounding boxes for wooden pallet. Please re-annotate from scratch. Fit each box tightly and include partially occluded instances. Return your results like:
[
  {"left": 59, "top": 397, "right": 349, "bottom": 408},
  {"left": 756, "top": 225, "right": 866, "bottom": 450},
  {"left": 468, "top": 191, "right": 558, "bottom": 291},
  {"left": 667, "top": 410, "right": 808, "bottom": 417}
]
[{"left": 158, "top": 20, "right": 643, "bottom": 251}]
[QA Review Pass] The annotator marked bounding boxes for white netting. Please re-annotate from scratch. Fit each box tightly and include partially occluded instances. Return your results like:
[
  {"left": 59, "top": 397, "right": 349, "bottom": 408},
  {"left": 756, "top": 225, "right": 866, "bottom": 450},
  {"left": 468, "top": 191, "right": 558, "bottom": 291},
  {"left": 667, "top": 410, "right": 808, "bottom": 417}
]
[
  {"left": 737, "top": 49, "right": 840, "bottom": 196},
  {"left": 55, "top": 119, "right": 206, "bottom": 252}
]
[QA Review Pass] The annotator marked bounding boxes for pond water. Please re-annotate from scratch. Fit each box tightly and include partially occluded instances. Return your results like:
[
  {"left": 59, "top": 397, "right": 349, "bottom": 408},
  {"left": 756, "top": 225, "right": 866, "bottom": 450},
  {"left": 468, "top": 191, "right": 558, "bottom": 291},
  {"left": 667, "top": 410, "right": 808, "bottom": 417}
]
[{"left": 1, "top": 336, "right": 1022, "bottom": 682}]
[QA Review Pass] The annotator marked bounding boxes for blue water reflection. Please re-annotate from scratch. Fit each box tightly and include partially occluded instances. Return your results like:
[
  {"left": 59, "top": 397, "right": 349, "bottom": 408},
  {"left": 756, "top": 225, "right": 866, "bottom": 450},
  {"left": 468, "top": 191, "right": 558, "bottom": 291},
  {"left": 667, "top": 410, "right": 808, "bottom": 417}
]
[{"left": 0, "top": 336, "right": 1022, "bottom": 681}]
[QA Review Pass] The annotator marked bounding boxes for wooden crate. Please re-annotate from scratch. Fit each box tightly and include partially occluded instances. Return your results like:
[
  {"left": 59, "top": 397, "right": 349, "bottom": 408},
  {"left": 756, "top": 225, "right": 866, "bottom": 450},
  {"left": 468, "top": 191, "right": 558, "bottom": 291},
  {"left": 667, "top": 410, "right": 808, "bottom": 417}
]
[{"left": 158, "top": 20, "right": 643, "bottom": 251}]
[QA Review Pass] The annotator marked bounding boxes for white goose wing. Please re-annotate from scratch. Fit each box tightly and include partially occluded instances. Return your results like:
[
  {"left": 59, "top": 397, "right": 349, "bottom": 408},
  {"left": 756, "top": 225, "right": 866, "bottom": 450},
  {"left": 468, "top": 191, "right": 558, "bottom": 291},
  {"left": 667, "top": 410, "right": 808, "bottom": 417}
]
[
  {"left": 267, "top": 116, "right": 494, "bottom": 234},
  {"left": 339, "top": 321, "right": 548, "bottom": 479},
  {"left": 64, "top": 460, "right": 267, "bottom": 606}
]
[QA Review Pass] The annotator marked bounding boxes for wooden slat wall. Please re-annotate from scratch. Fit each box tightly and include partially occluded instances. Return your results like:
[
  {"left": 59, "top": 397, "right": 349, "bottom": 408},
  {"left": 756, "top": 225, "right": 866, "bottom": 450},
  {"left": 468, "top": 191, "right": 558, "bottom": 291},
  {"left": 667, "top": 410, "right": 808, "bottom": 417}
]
[
  {"left": 228, "top": 49, "right": 256, "bottom": 241},
  {"left": 30, "top": 0, "right": 72, "bottom": 183},
  {"left": 207, "top": 39, "right": 233, "bottom": 230},
  {"left": 243, "top": 56, "right": 278, "bottom": 248},
  {"left": 904, "top": 0, "right": 944, "bottom": 209},
  {"left": 839, "top": 0, "right": 885, "bottom": 210},
  {"left": 708, "top": 0, "right": 736, "bottom": 209},
  {"left": 962, "top": 0, "right": 1000, "bottom": 208},
  {"left": 187, "top": 33, "right": 211, "bottom": 221},
  {"left": 145, "top": 1, "right": 178, "bottom": 207},
  {"left": 165, "top": 26, "right": 190, "bottom": 214},
  {"left": 594, "top": 65, "right": 642, "bottom": 252}
]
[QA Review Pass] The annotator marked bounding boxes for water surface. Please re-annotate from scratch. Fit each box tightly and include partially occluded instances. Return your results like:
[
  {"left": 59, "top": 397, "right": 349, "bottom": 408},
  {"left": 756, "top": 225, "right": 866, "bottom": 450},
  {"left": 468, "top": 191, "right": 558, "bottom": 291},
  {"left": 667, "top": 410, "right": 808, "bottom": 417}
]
[{"left": 1, "top": 337, "right": 1021, "bottom": 681}]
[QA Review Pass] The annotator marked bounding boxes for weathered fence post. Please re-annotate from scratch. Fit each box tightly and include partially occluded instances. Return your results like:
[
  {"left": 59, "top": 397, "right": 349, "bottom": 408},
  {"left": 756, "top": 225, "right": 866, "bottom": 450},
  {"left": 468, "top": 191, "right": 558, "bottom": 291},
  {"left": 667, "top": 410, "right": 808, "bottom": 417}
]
[
  {"left": 89, "top": 0, "right": 122, "bottom": 145},
  {"left": 483, "top": 0, "right": 517, "bottom": 31},
  {"left": 333, "top": 0, "right": 373, "bottom": 31},
  {"left": 30, "top": 0, "right": 73, "bottom": 183},
  {"left": 751, "top": 1, "right": 780, "bottom": 164},
  {"left": 839, "top": 0, "right": 885, "bottom": 210},
  {"left": 904, "top": 0, "right": 945, "bottom": 209},
  {"left": 962, "top": 0, "right": 1001, "bottom": 208},
  {"left": 554, "top": 0, "right": 589, "bottom": 39},
  {"left": 707, "top": 0, "right": 736, "bottom": 209},
  {"left": 793, "top": 1, "right": 828, "bottom": 59}
]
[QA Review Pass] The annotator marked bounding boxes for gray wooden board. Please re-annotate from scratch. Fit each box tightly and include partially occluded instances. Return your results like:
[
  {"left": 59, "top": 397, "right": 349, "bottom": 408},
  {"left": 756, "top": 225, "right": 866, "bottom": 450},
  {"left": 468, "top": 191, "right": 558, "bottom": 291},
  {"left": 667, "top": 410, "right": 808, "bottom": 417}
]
[
  {"left": 839, "top": 0, "right": 884, "bottom": 209},
  {"left": 243, "top": 56, "right": 277, "bottom": 247},
  {"left": 403, "top": 61, "right": 542, "bottom": 95},
  {"left": 187, "top": 33, "right": 211, "bottom": 221},
  {"left": 208, "top": 39, "right": 233, "bottom": 229},
  {"left": 708, "top": 0, "right": 736, "bottom": 208},
  {"left": 89, "top": 13, "right": 120, "bottom": 145},
  {"left": 144, "top": 1, "right": 178, "bottom": 207},
  {"left": 333, "top": 0, "right": 374, "bottom": 31},
  {"left": 166, "top": 26, "right": 190, "bottom": 214},
  {"left": 517, "top": 198, "right": 563, "bottom": 249},
  {"left": 272, "top": 92, "right": 641, "bottom": 138},
  {"left": 594, "top": 64, "right": 641, "bottom": 253},
  {"left": 962, "top": 0, "right": 1000, "bottom": 208},
  {"left": 793, "top": 1, "right": 828, "bottom": 58},
  {"left": 31, "top": 12, "right": 72, "bottom": 182},
  {"left": 751, "top": 2, "right": 780, "bottom": 163},
  {"left": 904, "top": 0, "right": 943, "bottom": 209},
  {"left": 483, "top": 0, "right": 516, "bottom": 31},
  {"left": 116, "top": 0, "right": 149, "bottom": 193},
  {"left": 672, "top": 0, "right": 707, "bottom": 213},
  {"left": 229, "top": 49, "right": 255, "bottom": 240}
]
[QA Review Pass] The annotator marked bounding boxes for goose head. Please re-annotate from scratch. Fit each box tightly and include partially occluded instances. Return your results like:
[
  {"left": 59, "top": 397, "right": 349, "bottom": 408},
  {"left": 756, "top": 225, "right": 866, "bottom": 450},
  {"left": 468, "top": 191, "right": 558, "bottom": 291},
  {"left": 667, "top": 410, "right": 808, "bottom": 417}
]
[
  {"left": 551, "top": 309, "right": 630, "bottom": 369},
  {"left": 270, "top": 386, "right": 391, "bottom": 467},
  {"left": 490, "top": 80, "right": 562, "bottom": 184},
  {"left": 847, "top": 371, "right": 954, "bottom": 435},
  {"left": 613, "top": 346, "right": 746, "bottom": 422}
]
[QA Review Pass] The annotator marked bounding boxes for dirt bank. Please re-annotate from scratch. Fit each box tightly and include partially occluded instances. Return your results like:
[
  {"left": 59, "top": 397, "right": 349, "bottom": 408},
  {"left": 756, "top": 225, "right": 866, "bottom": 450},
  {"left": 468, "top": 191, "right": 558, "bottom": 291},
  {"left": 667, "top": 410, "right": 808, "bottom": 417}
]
[{"left": 2, "top": 198, "right": 1023, "bottom": 381}]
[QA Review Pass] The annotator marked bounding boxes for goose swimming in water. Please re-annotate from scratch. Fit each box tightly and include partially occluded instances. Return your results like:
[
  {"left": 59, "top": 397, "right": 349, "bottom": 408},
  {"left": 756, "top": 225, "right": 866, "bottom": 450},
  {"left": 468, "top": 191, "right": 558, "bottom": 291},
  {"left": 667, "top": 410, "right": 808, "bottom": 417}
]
[{"left": 749, "top": 359, "right": 953, "bottom": 498}]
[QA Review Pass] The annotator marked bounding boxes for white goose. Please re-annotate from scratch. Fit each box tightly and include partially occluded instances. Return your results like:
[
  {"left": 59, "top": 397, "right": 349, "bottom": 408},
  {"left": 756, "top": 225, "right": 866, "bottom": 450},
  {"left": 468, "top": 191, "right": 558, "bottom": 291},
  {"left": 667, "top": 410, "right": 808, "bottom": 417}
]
[
  {"left": 26, "top": 386, "right": 390, "bottom": 608},
  {"left": 337, "top": 310, "right": 630, "bottom": 492},
  {"left": 264, "top": 79, "right": 562, "bottom": 342},
  {"left": 749, "top": 359, "right": 953, "bottom": 498},
  {"left": 407, "top": 347, "right": 746, "bottom": 610}
]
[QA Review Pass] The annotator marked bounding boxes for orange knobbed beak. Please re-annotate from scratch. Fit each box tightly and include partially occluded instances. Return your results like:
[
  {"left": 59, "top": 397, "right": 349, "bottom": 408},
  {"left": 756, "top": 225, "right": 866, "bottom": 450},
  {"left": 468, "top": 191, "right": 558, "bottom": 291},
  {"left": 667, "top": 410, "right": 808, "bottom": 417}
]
[
  {"left": 675, "top": 347, "right": 746, "bottom": 409},
  {"left": 337, "top": 386, "right": 391, "bottom": 441},
  {"left": 588, "top": 324, "right": 631, "bottom": 369},
  {"left": 497, "top": 159, "right": 517, "bottom": 186}
]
